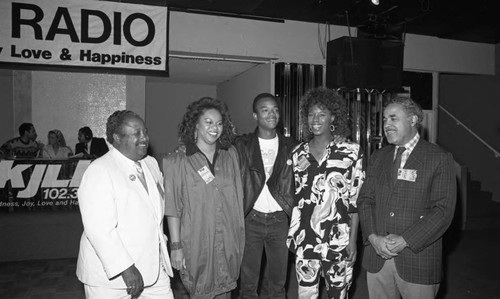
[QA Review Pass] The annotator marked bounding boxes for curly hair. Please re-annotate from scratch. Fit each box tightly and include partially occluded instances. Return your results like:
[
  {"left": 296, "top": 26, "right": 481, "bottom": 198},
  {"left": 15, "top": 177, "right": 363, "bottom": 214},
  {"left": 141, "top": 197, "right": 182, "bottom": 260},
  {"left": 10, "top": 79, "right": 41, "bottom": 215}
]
[
  {"left": 48, "top": 129, "right": 67, "bottom": 147},
  {"left": 106, "top": 110, "right": 142, "bottom": 144},
  {"left": 300, "top": 87, "right": 350, "bottom": 140},
  {"left": 178, "top": 97, "right": 236, "bottom": 149},
  {"left": 384, "top": 96, "right": 423, "bottom": 127}
]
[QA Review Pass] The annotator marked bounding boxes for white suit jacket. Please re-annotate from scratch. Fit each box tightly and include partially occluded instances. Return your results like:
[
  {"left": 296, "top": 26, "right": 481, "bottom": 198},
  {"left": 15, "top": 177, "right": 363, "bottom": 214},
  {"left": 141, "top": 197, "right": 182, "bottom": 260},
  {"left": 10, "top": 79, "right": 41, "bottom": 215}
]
[{"left": 76, "top": 148, "right": 173, "bottom": 288}]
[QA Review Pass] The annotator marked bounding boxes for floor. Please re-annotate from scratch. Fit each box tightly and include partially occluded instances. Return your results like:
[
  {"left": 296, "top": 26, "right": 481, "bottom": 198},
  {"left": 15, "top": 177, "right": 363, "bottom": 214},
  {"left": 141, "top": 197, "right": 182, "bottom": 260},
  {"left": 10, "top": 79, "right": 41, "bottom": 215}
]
[{"left": 1, "top": 195, "right": 499, "bottom": 299}]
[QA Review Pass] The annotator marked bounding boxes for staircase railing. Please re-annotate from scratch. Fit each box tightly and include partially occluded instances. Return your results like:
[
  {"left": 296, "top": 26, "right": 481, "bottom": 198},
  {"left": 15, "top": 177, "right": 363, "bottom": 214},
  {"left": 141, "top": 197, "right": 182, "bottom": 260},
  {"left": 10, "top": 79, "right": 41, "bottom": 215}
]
[
  {"left": 439, "top": 105, "right": 500, "bottom": 158},
  {"left": 439, "top": 105, "right": 500, "bottom": 229}
]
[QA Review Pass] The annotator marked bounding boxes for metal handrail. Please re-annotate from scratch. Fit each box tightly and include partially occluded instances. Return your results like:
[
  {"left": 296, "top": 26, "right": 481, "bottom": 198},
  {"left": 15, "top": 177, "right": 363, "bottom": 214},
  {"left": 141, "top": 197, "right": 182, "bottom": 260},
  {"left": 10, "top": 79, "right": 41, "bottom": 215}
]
[{"left": 439, "top": 105, "right": 500, "bottom": 158}]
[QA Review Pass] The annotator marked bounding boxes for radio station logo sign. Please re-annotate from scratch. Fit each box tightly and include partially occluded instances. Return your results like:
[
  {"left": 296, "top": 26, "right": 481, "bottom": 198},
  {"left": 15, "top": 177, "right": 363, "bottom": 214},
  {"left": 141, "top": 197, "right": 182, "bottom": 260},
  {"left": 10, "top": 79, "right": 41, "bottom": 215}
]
[
  {"left": 0, "top": 160, "right": 91, "bottom": 209},
  {"left": 0, "top": 0, "right": 169, "bottom": 75}
]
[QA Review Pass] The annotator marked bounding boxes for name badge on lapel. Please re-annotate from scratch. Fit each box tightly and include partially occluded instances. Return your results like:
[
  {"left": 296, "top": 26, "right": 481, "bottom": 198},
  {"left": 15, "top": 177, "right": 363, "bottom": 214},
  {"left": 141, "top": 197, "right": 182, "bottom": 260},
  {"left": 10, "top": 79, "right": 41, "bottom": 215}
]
[
  {"left": 397, "top": 169, "right": 417, "bottom": 182},
  {"left": 197, "top": 166, "right": 215, "bottom": 184}
]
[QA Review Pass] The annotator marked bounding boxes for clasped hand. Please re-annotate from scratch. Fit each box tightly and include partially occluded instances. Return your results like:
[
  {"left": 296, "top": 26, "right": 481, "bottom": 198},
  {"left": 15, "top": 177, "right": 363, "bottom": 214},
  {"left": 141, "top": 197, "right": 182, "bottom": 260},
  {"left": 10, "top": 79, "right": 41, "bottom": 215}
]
[
  {"left": 385, "top": 234, "right": 408, "bottom": 254},
  {"left": 369, "top": 234, "right": 408, "bottom": 260}
]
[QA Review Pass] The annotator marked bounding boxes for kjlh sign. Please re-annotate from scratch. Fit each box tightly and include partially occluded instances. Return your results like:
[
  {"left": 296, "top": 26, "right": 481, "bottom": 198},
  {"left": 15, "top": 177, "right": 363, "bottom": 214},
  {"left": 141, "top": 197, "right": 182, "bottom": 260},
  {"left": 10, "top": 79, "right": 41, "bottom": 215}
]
[
  {"left": 0, "top": 159, "right": 92, "bottom": 210},
  {"left": 0, "top": 0, "right": 169, "bottom": 75}
]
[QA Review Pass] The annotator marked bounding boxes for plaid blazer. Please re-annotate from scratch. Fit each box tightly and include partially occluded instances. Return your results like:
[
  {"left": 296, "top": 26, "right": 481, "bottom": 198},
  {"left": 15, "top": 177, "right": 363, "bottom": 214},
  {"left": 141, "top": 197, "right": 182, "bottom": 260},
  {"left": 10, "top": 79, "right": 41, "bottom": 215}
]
[{"left": 358, "top": 138, "right": 456, "bottom": 284}]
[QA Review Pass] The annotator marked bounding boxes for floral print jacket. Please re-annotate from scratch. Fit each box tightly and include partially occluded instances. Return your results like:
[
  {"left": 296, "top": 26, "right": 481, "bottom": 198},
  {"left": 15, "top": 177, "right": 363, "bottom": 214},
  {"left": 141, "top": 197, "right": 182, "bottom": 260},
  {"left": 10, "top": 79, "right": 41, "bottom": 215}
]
[{"left": 287, "top": 140, "right": 365, "bottom": 261}]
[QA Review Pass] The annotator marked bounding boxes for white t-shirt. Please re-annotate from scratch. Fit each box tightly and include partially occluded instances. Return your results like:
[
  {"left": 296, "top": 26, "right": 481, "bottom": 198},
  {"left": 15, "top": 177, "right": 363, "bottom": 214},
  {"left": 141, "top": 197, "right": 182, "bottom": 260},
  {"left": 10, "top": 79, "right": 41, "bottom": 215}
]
[{"left": 253, "top": 135, "right": 283, "bottom": 213}]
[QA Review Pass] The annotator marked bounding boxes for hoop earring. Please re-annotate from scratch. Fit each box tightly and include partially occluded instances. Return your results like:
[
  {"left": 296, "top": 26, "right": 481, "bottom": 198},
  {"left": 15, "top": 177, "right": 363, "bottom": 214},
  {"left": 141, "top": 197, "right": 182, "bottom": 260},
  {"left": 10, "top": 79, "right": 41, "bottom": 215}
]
[
  {"left": 330, "top": 124, "right": 335, "bottom": 132},
  {"left": 308, "top": 127, "right": 312, "bottom": 133}
]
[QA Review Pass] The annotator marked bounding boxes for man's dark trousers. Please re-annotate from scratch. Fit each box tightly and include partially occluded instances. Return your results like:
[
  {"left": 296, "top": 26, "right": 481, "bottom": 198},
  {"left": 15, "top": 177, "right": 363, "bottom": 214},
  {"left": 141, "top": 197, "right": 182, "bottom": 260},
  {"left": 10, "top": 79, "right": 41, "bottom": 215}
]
[{"left": 240, "top": 209, "right": 288, "bottom": 299}]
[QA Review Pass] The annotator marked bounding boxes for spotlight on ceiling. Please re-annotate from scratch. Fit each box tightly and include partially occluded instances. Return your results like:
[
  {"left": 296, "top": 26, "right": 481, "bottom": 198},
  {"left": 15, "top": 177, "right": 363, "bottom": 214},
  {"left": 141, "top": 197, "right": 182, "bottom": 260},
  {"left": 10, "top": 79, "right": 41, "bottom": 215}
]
[{"left": 371, "top": 0, "right": 380, "bottom": 5}]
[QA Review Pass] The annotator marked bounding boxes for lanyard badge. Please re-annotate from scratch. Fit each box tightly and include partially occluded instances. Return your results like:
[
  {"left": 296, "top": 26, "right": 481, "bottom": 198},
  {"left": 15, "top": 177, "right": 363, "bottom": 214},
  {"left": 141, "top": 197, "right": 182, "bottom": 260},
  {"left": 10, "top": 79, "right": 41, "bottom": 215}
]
[{"left": 197, "top": 166, "right": 215, "bottom": 184}]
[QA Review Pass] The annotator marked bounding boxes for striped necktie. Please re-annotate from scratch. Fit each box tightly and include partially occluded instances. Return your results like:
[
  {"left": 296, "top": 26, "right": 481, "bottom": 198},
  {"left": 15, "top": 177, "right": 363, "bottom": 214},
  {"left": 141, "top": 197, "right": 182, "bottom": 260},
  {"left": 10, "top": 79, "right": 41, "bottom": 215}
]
[
  {"left": 393, "top": 146, "right": 405, "bottom": 182},
  {"left": 134, "top": 162, "right": 148, "bottom": 193}
]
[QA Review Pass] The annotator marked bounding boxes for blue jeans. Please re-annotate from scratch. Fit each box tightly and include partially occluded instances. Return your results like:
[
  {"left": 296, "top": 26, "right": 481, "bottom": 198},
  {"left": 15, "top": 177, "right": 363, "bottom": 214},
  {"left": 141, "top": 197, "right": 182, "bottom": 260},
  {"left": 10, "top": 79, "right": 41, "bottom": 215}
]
[{"left": 240, "top": 209, "right": 289, "bottom": 299}]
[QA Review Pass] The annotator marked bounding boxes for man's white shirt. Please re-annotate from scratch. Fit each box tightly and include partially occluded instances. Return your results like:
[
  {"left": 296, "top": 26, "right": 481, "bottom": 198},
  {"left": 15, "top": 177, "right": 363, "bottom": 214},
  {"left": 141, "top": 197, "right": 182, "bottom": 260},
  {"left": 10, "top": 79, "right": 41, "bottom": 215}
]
[{"left": 253, "top": 135, "right": 283, "bottom": 213}]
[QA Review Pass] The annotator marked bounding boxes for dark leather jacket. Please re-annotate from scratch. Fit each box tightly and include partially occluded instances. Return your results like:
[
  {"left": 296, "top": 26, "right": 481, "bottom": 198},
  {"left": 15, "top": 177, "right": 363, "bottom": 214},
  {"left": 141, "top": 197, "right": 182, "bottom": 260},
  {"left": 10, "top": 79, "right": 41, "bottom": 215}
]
[{"left": 234, "top": 129, "right": 297, "bottom": 218}]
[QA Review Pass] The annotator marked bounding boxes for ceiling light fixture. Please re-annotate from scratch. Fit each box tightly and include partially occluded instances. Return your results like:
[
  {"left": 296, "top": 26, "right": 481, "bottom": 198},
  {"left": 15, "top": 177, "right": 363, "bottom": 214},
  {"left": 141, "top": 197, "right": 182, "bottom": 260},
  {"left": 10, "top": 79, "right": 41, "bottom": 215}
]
[{"left": 371, "top": 0, "right": 380, "bottom": 5}]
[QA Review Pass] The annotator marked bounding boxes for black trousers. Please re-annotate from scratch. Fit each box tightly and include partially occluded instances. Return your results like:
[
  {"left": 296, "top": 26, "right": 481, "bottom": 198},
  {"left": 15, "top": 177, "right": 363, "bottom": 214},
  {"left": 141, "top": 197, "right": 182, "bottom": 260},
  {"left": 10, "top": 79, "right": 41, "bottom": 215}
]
[{"left": 240, "top": 209, "right": 289, "bottom": 299}]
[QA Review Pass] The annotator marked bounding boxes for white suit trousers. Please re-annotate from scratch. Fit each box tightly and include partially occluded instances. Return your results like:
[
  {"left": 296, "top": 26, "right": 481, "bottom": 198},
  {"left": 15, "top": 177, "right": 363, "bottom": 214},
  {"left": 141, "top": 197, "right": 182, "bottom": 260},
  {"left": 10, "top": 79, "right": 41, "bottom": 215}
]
[{"left": 84, "top": 267, "right": 173, "bottom": 299}]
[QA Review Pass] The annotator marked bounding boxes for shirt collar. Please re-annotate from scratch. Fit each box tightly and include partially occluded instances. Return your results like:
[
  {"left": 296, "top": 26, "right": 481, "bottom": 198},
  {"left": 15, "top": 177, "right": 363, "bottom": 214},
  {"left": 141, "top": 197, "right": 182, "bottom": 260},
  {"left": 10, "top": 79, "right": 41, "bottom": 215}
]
[
  {"left": 112, "top": 148, "right": 144, "bottom": 168},
  {"left": 185, "top": 142, "right": 224, "bottom": 157},
  {"left": 258, "top": 134, "right": 279, "bottom": 142},
  {"left": 304, "top": 139, "right": 337, "bottom": 151},
  {"left": 397, "top": 132, "right": 420, "bottom": 154}
]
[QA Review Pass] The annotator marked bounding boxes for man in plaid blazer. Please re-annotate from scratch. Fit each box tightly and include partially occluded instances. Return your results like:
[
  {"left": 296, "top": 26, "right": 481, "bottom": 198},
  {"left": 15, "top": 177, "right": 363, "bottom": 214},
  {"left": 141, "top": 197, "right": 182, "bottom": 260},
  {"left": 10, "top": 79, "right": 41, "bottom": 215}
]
[{"left": 358, "top": 97, "right": 456, "bottom": 299}]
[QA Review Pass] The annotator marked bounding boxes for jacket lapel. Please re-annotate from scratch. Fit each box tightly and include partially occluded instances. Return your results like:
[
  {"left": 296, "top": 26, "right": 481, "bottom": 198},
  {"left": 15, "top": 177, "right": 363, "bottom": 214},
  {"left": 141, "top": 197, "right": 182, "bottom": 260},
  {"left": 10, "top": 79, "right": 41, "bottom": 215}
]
[
  {"left": 110, "top": 149, "right": 149, "bottom": 200},
  {"left": 141, "top": 158, "right": 174, "bottom": 277},
  {"left": 272, "top": 133, "right": 286, "bottom": 175},
  {"left": 249, "top": 129, "right": 286, "bottom": 176},
  {"left": 403, "top": 139, "right": 424, "bottom": 170},
  {"left": 382, "top": 146, "right": 396, "bottom": 187},
  {"left": 249, "top": 131, "right": 265, "bottom": 174},
  {"left": 141, "top": 160, "right": 162, "bottom": 224},
  {"left": 89, "top": 139, "right": 95, "bottom": 154}
]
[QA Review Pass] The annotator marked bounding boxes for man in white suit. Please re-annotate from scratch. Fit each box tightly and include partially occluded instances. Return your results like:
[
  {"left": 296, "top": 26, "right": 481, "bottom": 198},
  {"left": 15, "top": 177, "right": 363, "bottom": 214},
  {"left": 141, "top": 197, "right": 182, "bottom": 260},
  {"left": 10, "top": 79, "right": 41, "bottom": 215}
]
[{"left": 77, "top": 110, "right": 174, "bottom": 299}]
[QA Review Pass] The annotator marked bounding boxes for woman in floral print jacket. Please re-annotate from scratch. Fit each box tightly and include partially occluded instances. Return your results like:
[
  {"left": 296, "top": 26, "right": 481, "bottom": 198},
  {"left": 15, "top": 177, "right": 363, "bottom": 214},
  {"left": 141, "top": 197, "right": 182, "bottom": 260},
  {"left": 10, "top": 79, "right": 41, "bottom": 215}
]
[{"left": 287, "top": 87, "right": 365, "bottom": 299}]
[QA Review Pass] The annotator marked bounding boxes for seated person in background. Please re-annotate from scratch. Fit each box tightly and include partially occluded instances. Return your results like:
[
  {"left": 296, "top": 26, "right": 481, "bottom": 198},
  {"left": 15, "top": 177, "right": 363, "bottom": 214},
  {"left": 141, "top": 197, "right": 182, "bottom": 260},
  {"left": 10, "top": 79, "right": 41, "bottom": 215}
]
[
  {"left": 42, "top": 129, "right": 73, "bottom": 159},
  {"left": 74, "top": 126, "right": 109, "bottom": 159},
  {"left": 0, "top": 123, "right": 43, "bottom": 159}
]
